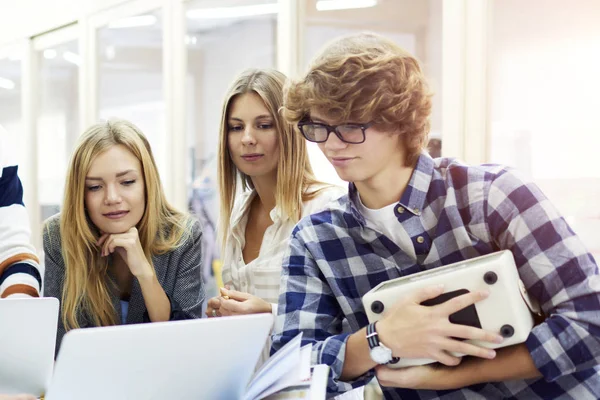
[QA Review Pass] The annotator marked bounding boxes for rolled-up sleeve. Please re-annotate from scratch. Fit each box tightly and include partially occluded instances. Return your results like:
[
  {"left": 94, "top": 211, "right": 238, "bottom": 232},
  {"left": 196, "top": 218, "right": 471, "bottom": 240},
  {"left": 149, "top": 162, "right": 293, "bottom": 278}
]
[
  {"left": 486, "top": 168, "right": 600, "bottom": 381},
  {"left": 271, "top": 230, "right": 371, "bottom": 396}
]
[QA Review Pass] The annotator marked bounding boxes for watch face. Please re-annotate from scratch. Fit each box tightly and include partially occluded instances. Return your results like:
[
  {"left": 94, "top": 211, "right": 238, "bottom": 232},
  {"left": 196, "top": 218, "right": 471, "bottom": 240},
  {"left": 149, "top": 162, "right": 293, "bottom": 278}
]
[{"left": 370, "top": 346, "right": 392, "bottom": 364}]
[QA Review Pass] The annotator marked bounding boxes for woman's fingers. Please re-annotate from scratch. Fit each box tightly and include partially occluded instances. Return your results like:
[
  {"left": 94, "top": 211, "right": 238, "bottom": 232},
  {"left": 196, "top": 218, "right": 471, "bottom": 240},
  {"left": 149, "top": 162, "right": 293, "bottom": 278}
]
[{"left": 96, "top": 233, "right": 109, "bottom": 247}]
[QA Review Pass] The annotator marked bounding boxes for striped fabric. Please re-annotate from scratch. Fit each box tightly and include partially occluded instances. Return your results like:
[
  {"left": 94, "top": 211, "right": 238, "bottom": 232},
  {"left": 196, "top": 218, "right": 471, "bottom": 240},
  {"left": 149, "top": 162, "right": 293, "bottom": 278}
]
[{"left": 0, "top": 126, "right": 42, "bottom": 298}]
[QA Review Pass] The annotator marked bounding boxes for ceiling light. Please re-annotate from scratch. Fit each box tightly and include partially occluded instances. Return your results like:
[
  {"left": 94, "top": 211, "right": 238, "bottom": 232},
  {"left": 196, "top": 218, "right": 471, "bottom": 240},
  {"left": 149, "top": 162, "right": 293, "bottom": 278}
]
[
  {"left": 316, "top": 0, "right": 377, "bottom": 11},
  {"left": 187, "top": 3, "right": 278, "bottom": 19},
  {"left": 108, "top": 15, "right": 157, "bottom": 29},
  {"left": 0, "top": 77, "right": 16, "bottom": 90},
  {"left": 44, "top": 49, "right": 57, "bottom": 59},
  {"left": 63, "top": 51, "right": 81, "bottom": 66}
]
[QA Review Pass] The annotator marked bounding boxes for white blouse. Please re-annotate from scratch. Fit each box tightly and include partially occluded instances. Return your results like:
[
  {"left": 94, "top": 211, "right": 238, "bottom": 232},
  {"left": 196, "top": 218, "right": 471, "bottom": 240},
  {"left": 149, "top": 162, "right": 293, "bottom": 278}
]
[
  {"left": 222, "top": 184, "right": 345, "bottom": 310},
  {"left": 221, "top": 185, "right": 345, "bottom": 365}
]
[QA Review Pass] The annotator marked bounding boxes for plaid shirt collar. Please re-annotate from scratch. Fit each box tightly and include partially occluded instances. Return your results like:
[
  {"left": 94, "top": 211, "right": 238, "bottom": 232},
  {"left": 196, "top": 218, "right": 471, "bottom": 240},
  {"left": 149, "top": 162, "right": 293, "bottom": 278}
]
[{"left": 347, "top": 152, "right": 435, "bottom": 225}]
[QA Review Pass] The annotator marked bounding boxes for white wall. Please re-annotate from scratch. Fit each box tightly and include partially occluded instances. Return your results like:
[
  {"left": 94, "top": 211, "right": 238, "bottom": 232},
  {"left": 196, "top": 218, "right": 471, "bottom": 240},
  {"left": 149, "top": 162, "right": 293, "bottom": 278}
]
[
  {"left": 192, "top": 18, "right": 277, "bottom": 220},
  {"left": 489, "top": 0, "right": 600, "bottom": 256},
  {"left": 199, "top": 19, "right": 276, "bottom": 163},
  {"left": 490, "top": 0, "right": 600, "bottom": 179},
  {"left": 426, "top": 0, "right": 442, "bottom": 138}
]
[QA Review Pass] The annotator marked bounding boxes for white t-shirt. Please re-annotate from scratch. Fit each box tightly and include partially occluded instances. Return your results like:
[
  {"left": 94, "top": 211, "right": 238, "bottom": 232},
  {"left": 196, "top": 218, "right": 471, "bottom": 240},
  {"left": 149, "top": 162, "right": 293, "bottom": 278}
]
[{"left": 356, "top": 194, "right": 417, "bottom": 261}]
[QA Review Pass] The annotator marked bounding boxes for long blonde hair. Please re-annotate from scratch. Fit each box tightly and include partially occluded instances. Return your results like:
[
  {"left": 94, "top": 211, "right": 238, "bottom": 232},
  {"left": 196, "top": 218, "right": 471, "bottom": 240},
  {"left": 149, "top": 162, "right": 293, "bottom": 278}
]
[
  {"left": 218, "top": 68, "right": 323, "bottom": 248},
  {"left": 55, "top": 119, "right": 191, "bottom": 331}
]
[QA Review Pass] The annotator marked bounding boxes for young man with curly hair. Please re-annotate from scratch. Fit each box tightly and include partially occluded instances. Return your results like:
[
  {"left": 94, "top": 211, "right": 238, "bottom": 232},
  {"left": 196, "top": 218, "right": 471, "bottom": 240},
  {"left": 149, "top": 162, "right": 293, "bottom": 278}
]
[{"left": 271, "top": 33, "right": 600, "bottom": 399}]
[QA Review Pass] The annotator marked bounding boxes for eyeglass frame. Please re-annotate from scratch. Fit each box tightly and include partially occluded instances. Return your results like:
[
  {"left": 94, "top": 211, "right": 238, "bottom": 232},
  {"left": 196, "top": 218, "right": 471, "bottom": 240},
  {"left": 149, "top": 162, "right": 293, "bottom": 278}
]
[{"left": 297, "top": 119, "right": 374, "bottom": 144}]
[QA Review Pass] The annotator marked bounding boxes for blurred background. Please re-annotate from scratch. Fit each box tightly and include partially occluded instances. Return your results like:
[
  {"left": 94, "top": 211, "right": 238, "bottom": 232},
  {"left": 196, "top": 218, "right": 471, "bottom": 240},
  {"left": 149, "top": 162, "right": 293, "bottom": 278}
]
[{"left": 1, "top": 0, "right": 599, "bottom": 293}]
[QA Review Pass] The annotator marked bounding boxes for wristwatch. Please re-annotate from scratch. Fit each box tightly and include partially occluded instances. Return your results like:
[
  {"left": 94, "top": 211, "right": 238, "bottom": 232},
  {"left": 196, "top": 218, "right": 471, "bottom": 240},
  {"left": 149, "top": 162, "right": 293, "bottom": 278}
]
[{"left": 366, "top": 322, "right": 400, "bottom": 365}]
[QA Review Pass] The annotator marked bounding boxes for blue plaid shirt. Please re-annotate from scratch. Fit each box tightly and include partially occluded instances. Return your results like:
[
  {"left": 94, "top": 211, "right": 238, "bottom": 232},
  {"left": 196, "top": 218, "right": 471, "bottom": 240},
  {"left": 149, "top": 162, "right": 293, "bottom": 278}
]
[{"left": 271, "top": 154, "right": 600, "bottom": 399}]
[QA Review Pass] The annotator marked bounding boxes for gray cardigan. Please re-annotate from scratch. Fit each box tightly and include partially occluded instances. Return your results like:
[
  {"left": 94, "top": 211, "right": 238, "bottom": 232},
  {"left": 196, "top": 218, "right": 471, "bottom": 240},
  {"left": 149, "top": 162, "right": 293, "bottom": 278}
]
[{"left": 43, "top": 214, "right": 205, "bottom": 354}]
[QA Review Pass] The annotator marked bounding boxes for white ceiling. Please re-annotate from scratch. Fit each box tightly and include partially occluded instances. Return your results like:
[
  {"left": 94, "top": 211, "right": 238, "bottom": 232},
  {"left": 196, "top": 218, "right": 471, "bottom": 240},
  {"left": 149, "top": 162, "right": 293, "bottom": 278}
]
[{"left": 0, "top": 0, "right": 433, "bottom": 101}]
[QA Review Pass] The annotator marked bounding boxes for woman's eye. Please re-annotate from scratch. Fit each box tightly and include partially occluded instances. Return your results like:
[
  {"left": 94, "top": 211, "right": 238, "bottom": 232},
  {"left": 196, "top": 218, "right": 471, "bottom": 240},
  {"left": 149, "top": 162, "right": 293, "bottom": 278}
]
[
  {"left": 258, "top": 123, "right": 273, "bottom": 129},
  {"left": 228, "top": 125, "right": 243, "bottom": 131},
  {"left": 87, "top": 185, "right": 101, "bottom": 192},
  {"left": 122, "top": 180, "right": 136, "bottom": 186}
]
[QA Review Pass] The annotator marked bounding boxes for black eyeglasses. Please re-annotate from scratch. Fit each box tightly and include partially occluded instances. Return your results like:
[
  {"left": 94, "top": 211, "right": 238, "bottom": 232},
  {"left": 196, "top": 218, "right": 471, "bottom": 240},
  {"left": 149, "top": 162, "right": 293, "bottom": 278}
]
[{"left": 297, "top": 120, "right": 374, "bottom": 144}]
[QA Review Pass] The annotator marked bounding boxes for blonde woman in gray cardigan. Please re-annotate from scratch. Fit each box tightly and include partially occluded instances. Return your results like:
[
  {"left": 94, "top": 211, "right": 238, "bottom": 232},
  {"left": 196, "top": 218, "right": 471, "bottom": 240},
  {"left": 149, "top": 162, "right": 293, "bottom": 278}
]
[{"left": 43, "top": 119, "right": 204, "bottom": 354}]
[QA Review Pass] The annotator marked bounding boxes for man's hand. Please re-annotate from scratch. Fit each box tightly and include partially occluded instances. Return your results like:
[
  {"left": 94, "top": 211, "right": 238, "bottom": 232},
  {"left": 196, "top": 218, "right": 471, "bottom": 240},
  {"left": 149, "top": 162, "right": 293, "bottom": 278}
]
[{"left": 377, "top": 285, "right": 504, "bottom": 365}]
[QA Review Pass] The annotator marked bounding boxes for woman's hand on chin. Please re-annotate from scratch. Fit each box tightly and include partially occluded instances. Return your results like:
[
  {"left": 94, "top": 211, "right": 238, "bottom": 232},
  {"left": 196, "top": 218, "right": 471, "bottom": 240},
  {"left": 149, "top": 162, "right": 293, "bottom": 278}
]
[{"left": 97, "top": 227, "right": 153, "bottom": 278}]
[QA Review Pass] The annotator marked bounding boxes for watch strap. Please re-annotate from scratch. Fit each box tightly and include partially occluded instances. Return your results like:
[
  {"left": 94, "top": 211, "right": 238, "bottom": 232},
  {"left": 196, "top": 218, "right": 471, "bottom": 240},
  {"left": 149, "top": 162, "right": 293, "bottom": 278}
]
[{"left": 366, "top": 322, "right": 400, "bottom": 364}]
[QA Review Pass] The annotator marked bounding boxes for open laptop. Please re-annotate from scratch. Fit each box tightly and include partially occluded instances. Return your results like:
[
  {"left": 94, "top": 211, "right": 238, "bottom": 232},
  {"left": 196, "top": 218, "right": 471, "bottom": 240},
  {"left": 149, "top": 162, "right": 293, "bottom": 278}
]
[
  {"left": 0, "top": 297, "right": 59, "bottom": 396},
  {"left": 45, "top": 313, "right": 273, "bottom": 400}
]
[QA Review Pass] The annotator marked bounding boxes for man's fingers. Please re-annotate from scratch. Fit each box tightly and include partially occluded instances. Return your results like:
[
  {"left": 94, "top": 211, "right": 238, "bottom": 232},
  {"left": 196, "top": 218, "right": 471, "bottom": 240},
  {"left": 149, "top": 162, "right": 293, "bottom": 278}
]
[
  {"left": 436, "top": 290, "right": 489, "bottom": 316},
  {"left": 407, "top": 285, "right": 445, "bottom": 305},
  {"left": 445, "top": 323, "right": 504, "bottom": 344},
  {"left": 431, "top": 350, "right": 462, "bottom": 367},
  {"left": 439, "top": 338, "right": 497, "bottom": 360}
]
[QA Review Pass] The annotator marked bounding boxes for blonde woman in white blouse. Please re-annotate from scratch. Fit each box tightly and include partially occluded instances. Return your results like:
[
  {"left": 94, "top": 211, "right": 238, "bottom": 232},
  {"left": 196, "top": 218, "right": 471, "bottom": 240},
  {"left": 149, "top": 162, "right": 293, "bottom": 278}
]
[{"left": 205, "top": 68, "right": 344, "bottom": 360}]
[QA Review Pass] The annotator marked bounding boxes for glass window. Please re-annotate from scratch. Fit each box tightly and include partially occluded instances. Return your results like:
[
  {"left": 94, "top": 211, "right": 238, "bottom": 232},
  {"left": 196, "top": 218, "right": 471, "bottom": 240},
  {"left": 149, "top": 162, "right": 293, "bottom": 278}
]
[
  {"left": 489, "top": 0, "right": 600, "bottom": 260},
  {"left": 97, "top": 10, "right": 166, "bottom": 181},
  {"left": 185, "top": 0, "right": 278, "bottom": 297},
  {"left": 36, "top": 39, "right": 80, "bottom": 224},
  {"left": 302, "top": 0, "right": 443, "bottom": 185},
  {"left": 0, "top": 44, "right": 25, "bottom": 174}
]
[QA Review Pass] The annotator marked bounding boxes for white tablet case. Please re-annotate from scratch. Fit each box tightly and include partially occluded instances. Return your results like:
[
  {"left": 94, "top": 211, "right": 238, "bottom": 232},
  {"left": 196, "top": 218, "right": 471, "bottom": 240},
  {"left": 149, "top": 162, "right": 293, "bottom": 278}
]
[{"left": 362, "top": 250, "right": 539, "bottom": 368}]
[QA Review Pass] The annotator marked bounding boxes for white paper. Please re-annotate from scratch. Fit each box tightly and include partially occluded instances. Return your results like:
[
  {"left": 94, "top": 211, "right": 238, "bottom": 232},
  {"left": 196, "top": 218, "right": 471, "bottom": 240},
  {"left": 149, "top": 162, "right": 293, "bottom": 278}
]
[{"left": 244, "top": 333, "right": 303, "bottom": 400}]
